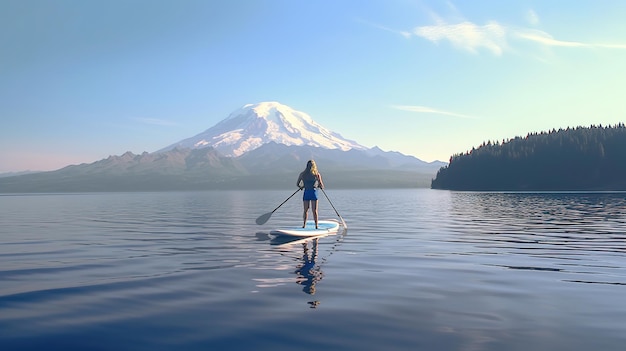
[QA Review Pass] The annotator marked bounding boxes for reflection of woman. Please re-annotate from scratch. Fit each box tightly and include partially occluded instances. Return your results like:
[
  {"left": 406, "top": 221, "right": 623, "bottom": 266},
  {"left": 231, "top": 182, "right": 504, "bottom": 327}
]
[
  {"left": 294, "top": 238, "right": 323, "bottom": 295},
  {"left": 297, "top": 160, "right": 325, "bottom": 229}
]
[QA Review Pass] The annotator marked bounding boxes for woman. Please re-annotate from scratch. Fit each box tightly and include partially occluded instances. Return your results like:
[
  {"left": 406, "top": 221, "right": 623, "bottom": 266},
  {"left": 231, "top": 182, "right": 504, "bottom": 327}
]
[{"left": 297, "top": 160, "right": 325, "bottom": 229}]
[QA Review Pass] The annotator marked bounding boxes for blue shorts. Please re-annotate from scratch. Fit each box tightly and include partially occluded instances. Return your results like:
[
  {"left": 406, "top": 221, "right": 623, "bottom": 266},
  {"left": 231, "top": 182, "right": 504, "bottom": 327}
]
[{"left": 303, "top": 188, "right": 318, "bottom": 201}]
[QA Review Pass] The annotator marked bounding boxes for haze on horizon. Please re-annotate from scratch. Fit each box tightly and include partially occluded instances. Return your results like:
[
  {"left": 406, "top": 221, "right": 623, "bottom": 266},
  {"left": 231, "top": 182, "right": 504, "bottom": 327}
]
[{"left": 2, "top": 0, "right": 625, "bottom": 173}]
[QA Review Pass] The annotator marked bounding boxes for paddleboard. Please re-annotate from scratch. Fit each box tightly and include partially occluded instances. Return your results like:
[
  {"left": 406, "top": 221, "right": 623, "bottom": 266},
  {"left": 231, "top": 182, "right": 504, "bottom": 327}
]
[{"left": 270, "top": 220, "right": 340, "bottom": 237}]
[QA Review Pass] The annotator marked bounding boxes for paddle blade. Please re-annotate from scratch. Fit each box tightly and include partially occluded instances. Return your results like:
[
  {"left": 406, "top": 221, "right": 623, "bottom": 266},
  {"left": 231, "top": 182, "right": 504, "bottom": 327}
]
[
  {"left": 339, "top": 217, "right": 347, "bottom": 229},
  {"left": 255, "top": 212, "right": 272, "bottom": 225}
]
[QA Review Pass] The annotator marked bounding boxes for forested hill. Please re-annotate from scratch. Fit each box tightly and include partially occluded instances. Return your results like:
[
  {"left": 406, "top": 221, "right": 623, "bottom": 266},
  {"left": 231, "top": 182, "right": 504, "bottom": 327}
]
[{"left": 431, "top": 124, "right": 626, "bottom": 191}]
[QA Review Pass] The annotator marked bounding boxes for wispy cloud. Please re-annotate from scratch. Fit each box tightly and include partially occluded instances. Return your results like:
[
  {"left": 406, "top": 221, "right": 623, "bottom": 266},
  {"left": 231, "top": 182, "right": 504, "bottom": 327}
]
[
  {"left": 391, "top": 105, "right": 475, "bottom": 119},
  {"left": 514, "top": 29, "right": 586, "bottom": 48},
  {"left": 355, "top": 18, "right": 411, "bottom": 38},
  {"left": 391, "top": 7, "right": 626, "bottom": 56},
  {"left": 414, "top": 21, "right": 508, "bottom": 56},
  {"left": 134, "top": 117, "right": 179, "bottom": 126},
  {"left": 596, "top": 43, "right": 626, "bottom": 49},
  {"left": 515, "top": 29, "right": 626, "bottom": 49}
]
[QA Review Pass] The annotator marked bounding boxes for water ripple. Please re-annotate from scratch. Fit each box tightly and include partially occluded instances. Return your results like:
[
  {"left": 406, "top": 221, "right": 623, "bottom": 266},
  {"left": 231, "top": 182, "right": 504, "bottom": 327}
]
[{"left": 1, "top": 190, "right": 626, "bottom": 350}]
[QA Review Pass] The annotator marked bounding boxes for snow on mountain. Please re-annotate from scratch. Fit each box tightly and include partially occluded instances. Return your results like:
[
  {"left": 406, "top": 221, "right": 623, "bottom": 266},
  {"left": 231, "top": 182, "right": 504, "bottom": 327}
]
[{"left": 158, "top": 101, "right": 367, "bottom": 157}]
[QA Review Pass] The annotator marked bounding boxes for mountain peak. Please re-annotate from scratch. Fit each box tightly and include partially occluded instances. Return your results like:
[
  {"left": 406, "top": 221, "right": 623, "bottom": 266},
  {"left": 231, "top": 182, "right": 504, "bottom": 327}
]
[
  {"left": 239, "top": 101, "right": 293, "bottom": 118},
  {"left": 159, "top": 101, "right": 366, "bottom": 157}
]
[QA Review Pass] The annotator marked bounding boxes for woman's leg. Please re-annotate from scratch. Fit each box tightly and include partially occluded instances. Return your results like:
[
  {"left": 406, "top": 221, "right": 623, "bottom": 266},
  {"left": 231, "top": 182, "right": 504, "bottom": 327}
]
[
  {"left": 303, "top": 200, "right": 310, "bottom": 227},
  {"left": 311, "top": 200, "right": 319, "bottom": 228}
]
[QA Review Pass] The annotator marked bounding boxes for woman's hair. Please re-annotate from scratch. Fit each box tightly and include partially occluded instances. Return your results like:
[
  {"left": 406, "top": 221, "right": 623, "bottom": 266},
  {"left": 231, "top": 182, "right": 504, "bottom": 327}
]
[{"left": 304, "top": 160, "right": 318, "bottom": 176}]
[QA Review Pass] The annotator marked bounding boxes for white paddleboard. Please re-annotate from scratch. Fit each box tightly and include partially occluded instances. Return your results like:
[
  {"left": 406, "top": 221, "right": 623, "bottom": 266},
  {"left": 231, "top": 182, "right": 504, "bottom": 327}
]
[{"left": 270, "top": 220, "right": 340, "bottom": 237}]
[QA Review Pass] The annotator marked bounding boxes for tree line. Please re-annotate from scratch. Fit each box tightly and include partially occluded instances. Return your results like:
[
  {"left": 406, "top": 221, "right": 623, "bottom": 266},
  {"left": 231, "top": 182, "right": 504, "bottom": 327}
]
[{"left": 431, "top": 124, "right": 626, "bottom": 190}]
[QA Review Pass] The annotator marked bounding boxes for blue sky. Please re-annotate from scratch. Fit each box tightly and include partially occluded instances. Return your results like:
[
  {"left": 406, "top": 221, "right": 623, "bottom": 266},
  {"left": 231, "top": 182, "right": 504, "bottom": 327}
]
[{"left": 2, "top": 0, "right": 626, "bottom": 172}]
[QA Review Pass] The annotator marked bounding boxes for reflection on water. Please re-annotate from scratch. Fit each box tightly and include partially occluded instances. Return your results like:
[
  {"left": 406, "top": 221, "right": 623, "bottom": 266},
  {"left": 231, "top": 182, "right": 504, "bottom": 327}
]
[
  {"left": 294, "top": 238, "right": 322, "bottom": 298},
  {"left": 1, "top": 190, "right": 626, "bottom": 351},
  {"left": 267, "top": 229, "right": 347, "bottom": 308}
]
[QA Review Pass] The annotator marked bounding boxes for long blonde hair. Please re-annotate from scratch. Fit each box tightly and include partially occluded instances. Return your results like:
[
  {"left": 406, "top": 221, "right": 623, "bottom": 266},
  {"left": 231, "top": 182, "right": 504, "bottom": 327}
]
[{"left": 304, "top": 160, "right": 318, "bottom": 176}]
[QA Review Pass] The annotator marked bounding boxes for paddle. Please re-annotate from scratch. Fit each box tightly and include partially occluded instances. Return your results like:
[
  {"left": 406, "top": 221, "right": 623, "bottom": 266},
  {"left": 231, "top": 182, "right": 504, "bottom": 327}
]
[
  {"left": 320, "top": 188, "right": 347, "bottom": 229},
  {"left": 256, "top": 188, "right": 302, "bottom": 225}
]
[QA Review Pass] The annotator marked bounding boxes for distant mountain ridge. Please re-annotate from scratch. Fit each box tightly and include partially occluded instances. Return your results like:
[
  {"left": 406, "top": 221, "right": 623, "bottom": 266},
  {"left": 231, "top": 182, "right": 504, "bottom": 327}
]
[
  {"left": 0, "top": 102, "right": 445, "bottom": 192},
  {"left": 0, "top": 145, "right": 443, "bottom": 192},
  {"left": 0, "top": 170, "right": 40, "bottom": 178},
  {"left": 239, "top": 141, "right": 440, "bottom": 173}
]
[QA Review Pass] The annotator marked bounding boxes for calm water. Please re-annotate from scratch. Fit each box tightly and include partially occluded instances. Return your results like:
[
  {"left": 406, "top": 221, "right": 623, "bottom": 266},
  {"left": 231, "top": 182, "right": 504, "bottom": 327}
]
[{"left": 1, "top": 189, "right": 625, "bottom": 350}]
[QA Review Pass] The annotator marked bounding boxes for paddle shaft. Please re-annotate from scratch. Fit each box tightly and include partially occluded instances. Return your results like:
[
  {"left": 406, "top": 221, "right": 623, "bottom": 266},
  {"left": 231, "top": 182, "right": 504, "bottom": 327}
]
[
  {"left": 256, "top": 188, "right": 302, "bottom": 225},
  {"left": 271, "top": 188, "right": 302, "bottom": 214},
  {"left": 320, "top": 188, "right": 347, "bottom": 229}
]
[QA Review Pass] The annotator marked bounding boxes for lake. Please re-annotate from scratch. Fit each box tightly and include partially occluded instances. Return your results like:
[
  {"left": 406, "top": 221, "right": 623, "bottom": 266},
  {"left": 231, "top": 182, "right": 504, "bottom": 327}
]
[{"left": 1, "top": 189, "right": 625, "bottom": 350}]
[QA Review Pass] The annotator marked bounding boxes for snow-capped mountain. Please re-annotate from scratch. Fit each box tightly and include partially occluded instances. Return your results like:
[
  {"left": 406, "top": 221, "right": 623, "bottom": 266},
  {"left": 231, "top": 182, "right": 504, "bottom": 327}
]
[
  {"left": 158, "top": 101, "right": 367, "bottom": 156},
  {"left": 0, "top": 101, "right": 448, "bottom": 192}
]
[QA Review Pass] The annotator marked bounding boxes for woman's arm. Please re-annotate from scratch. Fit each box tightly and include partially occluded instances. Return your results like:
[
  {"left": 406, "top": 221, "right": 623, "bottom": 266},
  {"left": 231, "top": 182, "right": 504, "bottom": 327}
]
[
  {"left": 317, "top": 173, "right": 324, "bottom": 189},
  {"left": 297, "top": 172, "right": 304, "bottom": 189}
]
